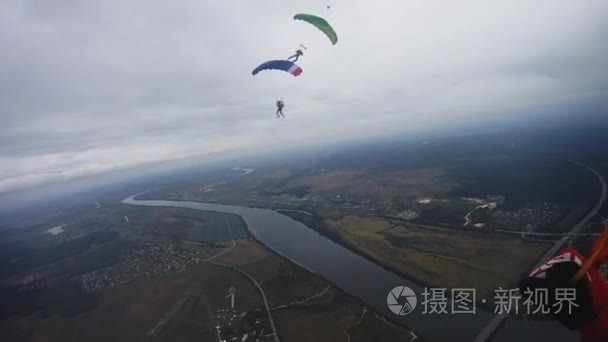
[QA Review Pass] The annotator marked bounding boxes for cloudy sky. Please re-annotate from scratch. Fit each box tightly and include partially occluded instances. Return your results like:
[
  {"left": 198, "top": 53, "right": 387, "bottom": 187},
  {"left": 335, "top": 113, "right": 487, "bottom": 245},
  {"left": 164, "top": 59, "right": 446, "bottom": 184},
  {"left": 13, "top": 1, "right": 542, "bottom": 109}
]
[{"left": 1, "top": 0, "right": 607, "bottom": 196}]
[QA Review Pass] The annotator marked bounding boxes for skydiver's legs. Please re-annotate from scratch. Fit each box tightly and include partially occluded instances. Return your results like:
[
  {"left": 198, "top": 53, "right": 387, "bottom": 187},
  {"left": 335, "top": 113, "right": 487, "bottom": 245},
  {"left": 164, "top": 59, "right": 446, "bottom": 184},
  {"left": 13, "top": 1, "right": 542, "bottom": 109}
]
[
  {"left": 280, "top": 109, "right": 285, "bottom": 118},
  {"left": 276, "top": 108, "right": 281, "bottom": 118}
]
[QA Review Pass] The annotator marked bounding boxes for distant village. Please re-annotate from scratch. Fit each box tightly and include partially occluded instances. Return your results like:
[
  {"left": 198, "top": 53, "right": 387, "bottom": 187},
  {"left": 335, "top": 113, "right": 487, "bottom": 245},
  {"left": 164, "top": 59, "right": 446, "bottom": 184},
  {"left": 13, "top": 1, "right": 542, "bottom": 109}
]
[
  {"left": 215, "top": 306, "right": 273, "bottom": 342},
  {"left": 212, "top": 283, "right": 273, "bottom": 342},
  {"left": 81, "top": 242, "right": 209, "bottom": 292},
  {"left": 77, "top": 239, "right": 275, "bottom": 342},
  {"left": 489, "top": 202, "right": 563, "bottom": 232},
  {"left": 247, "top": 188, "right": 564, "bottom": 233}
]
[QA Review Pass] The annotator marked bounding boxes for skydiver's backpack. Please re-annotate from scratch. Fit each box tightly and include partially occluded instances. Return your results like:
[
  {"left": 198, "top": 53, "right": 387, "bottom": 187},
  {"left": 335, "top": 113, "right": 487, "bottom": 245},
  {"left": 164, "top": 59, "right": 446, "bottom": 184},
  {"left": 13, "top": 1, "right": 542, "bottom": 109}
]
[
  {"left": 519, "top": 250, "right": 595, "bottom": 330},
  {"left": 519, "top": 247, "right": 608, "bottom": 341}
]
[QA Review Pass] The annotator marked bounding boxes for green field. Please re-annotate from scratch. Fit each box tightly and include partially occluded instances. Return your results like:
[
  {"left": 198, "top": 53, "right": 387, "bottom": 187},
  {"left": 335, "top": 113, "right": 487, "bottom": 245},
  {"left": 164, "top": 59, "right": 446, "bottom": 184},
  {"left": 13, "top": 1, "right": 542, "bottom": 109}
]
[
  {"left": 321, "top": 214, "right": 551, "bottom": 299},
  {"left": 151, "top": 265, "right": 263, "bottom": 342},
  {"left": 171, "top": 210, "right": 249, "bottom": 243},
  {"left": 150, "top": 289, "right": 217, "bottom": 342},
  {"left": 123, "top": 207, "right": 250, "bottom": 243}
]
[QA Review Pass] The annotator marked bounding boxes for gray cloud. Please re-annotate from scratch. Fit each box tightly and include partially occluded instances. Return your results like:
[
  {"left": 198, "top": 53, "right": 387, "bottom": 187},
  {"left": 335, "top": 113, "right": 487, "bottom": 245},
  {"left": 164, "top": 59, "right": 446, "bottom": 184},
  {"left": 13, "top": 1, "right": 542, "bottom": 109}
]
[{"left": 1, "top": 0, "right": 607, "bottom": 194}]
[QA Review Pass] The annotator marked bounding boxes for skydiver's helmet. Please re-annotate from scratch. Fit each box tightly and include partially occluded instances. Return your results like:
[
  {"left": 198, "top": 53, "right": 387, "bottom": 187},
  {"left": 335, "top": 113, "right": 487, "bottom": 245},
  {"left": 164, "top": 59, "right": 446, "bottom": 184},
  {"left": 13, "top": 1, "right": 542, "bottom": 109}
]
[{"left": 519, "top": 249, "right": 595, "bottom": 330}]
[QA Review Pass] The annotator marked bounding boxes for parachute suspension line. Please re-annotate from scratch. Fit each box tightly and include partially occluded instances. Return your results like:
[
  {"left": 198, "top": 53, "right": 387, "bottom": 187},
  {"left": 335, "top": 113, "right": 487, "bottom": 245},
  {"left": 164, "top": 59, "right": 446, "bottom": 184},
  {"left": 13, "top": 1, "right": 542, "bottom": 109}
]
[{"left": 572, "top": 223, "right": 608, "bottom": 284}]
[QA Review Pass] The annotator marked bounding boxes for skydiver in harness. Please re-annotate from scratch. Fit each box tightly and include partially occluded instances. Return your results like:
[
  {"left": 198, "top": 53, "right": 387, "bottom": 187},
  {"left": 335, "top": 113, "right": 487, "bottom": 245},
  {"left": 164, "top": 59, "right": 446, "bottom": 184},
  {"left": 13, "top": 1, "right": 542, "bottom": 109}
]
[
  {"left": 275, "top": 99, "right": 285, "bottom": 118},
  {"left": 287, "top": 49, "right": 304, "bottom": 62},
  {"left": 519, "top": 223, "right": 608, "bottom": 342}
]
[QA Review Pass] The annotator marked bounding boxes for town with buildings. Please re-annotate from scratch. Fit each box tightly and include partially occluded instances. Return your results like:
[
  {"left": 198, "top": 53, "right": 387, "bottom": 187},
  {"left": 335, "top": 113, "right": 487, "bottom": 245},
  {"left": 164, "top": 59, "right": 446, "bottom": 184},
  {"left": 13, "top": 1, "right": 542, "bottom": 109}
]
[
  {"left": 215, "top": 306, "right": 273, "bottom": 342},
  {"left": 81, "top": 242, "right": 209, "bottom": 292},
  {"left": 488, "top": 202, "right": 564, "bottom": 232},
  {"left": 247, "top": 190, "right": 384, "bottom": 214},
  {"left": 246, "top": 188, "right": 564, "bottom": 233},
  {"left": 215, "top": 285, "right": 273, "bottom": 342}
]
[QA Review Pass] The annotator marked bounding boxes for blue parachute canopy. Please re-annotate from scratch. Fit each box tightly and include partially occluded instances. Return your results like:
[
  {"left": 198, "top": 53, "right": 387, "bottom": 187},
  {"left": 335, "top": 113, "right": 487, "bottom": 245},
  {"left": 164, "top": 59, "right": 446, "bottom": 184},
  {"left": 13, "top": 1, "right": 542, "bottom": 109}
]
[{"left": 252, "top": 60, "right": 303, "bottom": 77}]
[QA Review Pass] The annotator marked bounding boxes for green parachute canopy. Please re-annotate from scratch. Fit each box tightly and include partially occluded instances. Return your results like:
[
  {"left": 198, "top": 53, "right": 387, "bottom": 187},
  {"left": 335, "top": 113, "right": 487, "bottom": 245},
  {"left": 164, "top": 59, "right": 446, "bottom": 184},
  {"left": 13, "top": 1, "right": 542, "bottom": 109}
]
[{"left": 293, "top": 13, "right": 338, "bottom": 45}]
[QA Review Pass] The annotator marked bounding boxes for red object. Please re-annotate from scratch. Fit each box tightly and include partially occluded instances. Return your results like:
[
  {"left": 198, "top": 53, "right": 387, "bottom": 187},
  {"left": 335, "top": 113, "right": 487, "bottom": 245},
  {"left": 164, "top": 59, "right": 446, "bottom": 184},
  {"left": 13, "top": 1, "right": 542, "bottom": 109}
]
[
  {"left": 563, "top": 248, "right": 608, "bottom": 342},
  {"left": 527, "top": 226, "right": 608, "bottom": 341},
  {"left": 580, "top": 226, "right": 608, "bottom": 342},
  {"left": 532, "top": 249, "right": 608, "bottom": 340},
  {"left": 291, "top": 67, "right": 303, "bottom": 76}
]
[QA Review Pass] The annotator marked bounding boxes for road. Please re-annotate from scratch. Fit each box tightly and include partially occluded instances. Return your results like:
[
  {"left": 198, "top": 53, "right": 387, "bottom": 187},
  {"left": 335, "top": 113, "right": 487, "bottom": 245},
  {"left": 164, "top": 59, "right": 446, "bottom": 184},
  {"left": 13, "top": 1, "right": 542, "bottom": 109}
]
[
  {"left": 272, "top": 284, "right": 330, "bottom": 310},
  {"left": 201, "top": 217, "right": 237, "bottom": 262},
  {"left": 213, "top": 261, "right": 280, "bottom": 342},
  {"left": 209, "top": 217, "right": 281, "bottom": 342},
  {"left": 344, "top": 308, "right": 367, "bottom": 342},
  {"left": 276, "top": 208, "right": 313, "bottom": 216},
  {"left": 473, "top": 160, "right": 607, "bottom": 342},
  {"left": 496, "top": 230, "right": 601, "bottom": 237},
  {"left": 147, "top": 284, "right": 198, "bottom": 336}
]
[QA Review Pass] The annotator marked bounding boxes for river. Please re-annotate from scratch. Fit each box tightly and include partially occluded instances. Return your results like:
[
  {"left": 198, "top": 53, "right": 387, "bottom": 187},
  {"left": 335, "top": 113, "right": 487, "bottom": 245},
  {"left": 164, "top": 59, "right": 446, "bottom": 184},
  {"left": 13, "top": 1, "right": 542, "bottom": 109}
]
[{"left": 122, "top": 195, "right": 576, "bottom": 342}]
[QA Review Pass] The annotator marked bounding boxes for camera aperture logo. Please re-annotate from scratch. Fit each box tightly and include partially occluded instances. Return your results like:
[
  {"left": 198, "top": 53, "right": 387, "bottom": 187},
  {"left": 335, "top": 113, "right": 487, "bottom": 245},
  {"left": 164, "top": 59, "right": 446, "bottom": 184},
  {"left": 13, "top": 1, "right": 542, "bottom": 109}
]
[{"left": 387, "top": 286, "right": 417, "bottom": 315}]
